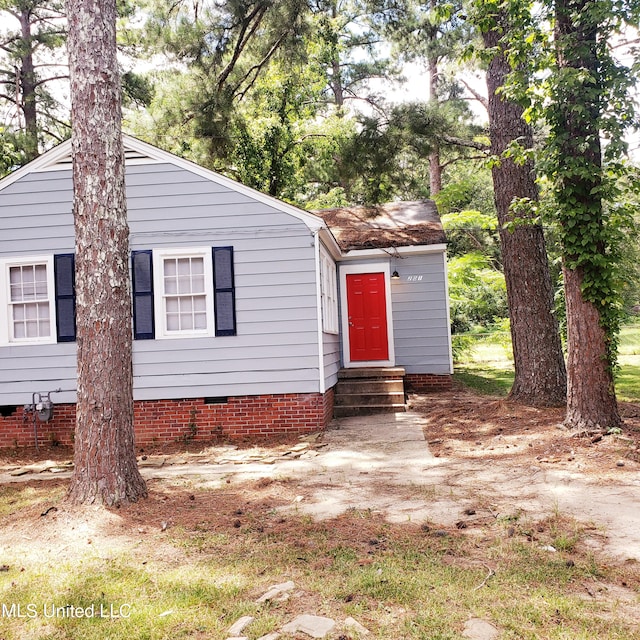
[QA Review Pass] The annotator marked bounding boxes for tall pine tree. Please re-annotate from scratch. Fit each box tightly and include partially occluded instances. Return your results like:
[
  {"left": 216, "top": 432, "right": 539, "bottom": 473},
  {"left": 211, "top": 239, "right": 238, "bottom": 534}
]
[{"left": 66, "top": 0, "right": 147, "bottom": 505}]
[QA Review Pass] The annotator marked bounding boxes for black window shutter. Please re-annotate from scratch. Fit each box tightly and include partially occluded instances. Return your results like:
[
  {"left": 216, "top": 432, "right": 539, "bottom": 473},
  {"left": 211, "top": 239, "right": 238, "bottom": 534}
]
[
  {"left": 54, "top": 254, "right": 76, "bottom": 342},
  {"left": 212, "top": 246, "right": 236, "bottom": 336},
  {"left": 132, "top": 250, "right": 155, "bottom": 340}
]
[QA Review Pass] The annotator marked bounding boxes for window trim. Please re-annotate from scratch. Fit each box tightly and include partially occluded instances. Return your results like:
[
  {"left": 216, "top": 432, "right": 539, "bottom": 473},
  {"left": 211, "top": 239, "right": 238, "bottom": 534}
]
[
  {"left": 320, "top": 245, "right": 339, "bottom": 334},
  {"left": 0, "top": 255, "right": 57, "bottom": 346},
  {"left": 152, "top": 247, "right": 215, "bottom": 339}
]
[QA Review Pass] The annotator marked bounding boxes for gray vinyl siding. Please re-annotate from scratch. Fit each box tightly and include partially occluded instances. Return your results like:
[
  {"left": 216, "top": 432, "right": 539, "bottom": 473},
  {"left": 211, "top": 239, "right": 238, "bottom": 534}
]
[
  {"left": 0, "top": 344, "right": 77, "bottom": 404},
  {"left": 391, "top": 252, "right": 453, "bottom": 374},
  {"left": 0, "top": 162, "right": 323, "bottom": 406},
  {"left": 0, "top": 170, "right": 75, "bottom": 255},
  {"left": 323, "top": 332, "right": 341, "bottom": 390}
]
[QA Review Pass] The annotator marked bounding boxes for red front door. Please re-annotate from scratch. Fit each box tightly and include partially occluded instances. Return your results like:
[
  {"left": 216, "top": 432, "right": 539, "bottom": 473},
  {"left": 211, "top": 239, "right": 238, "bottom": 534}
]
[{"left": 346, "top": 272, "right": 389, "bottom": 362}]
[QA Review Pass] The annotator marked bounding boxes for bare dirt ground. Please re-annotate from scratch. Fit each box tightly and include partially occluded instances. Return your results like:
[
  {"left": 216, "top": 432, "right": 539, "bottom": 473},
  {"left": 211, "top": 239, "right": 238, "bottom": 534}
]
[
  {"left": 410, "top": 390, "right": 640, "bottom": 562},
  {"left": 1, "top": 387, "right": 640, "bottom": 566}
]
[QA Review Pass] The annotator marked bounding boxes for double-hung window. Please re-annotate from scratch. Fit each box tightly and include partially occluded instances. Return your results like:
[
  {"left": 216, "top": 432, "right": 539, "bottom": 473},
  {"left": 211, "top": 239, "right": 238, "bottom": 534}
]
[
  {"left": 0, "top": 256, "right": 56, "bottom": 345},
  {"left": 320, "top": 245, "right": 339, "bottom": 334},
  {"left": 0, "top": 248, "right": 236, "bottom": 345},
  {"left": 153, "top": 248, "right": 215, "bottom": 338}
]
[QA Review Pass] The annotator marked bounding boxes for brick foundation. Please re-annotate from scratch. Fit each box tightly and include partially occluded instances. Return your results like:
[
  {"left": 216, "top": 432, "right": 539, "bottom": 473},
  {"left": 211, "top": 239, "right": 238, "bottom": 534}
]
[
  {"left": 322, "top": 386, "right": 335, "bottom": 426},
  {"left": 404, "top": 373, "right": 453, "bottom": 392},
  {"left": 0, "top": 390, "right": 336, "bottom": 450}
]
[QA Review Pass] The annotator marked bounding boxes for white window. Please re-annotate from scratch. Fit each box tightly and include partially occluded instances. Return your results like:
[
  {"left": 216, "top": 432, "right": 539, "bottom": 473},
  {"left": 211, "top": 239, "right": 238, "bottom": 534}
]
[
  {"left": 320, "top": 246, "right": 339, "bottom": 334},
  {"left": 153, "top": 248, "right": 214, "bottom": 338},
  {"left": 0, "top": 256, "right": 56, "bottom": 345}
]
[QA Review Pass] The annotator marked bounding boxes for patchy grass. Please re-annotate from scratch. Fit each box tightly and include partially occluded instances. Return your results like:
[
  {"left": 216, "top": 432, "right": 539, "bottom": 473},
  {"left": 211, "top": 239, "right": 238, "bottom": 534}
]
[
  {"left": 0, "top": 483, "right": 66, "bottom": 517},
  {"left": 0, "top": 483, "right": 638, "bottom": 639},
  {"left": 617, "top": 362, "right": 640, "bottom": 403},
  {"left": 454, "top": 366, "right": 514, "bottom": 396},
  {"left": 454, "top": 324, "right": 640, "bottom": 402},
  {"left": 617, "top": 325, "right": 640, "bottom": 402},
  {"left": 619, "top": 324, "right": 640, "bottom": 357}
]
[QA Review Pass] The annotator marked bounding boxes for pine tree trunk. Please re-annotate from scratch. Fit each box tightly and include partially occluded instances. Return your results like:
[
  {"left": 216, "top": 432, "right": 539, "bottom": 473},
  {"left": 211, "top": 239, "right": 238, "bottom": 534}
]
[
  {"left": 554, "top": 0, "right": 621, "bottom": 431},
  {"left": 18, "top": 9, "right": 39, "bottom": 161},
  {"left": 331, "top": 56, "right": 344, "bottom": 108},
  {"left": 66, "top": 0, "right": 147, "bottom": 505},
  {"left": 429, "top": 148, "right": 442, "bottom": 196},
  {"left": 564, "top": 266, "right": 621, "bottom": 431},
  {"left": 483, "top": 24, "right": 567, "bottom": 407},
  {"left": 427, "top": 27, "right": 442, "bottom": 196}
]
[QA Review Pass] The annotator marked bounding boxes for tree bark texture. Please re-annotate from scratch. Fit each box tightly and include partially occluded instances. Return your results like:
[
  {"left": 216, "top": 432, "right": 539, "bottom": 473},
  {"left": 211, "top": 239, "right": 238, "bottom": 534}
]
[
  {"left": 66, "top": 0, "right": 147, "bottom": 505},
  {"left": 427, "top": 2, "right": 442, "bottom": 196},
  {"left": 554, "top": 0, "right": 621, "bottom": 430},
  {"left": 483, "top": 24, "right": 567, "bottom": 407},
  {"left": 563, "top": 266, "right": 620, "bottom": 430},
  {"left": 18, "top": 7, "right": 39, "bottom": 161}
]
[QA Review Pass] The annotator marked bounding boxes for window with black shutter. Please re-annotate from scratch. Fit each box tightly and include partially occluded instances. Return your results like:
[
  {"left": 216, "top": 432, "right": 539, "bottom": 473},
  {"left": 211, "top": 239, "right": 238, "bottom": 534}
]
[
  {"left": 132, "top": 250, "right": 155, "bottom": 339},
  {"left": 54, "top": 254, "right": 76, "bottom": 342},
  {"left": 212, "top": 246, "right": 236, "bottom": 336}
]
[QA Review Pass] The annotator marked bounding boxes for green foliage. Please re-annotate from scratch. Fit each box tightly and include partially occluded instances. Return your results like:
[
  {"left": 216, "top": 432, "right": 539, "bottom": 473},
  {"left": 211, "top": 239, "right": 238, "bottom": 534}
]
[
  {"left": 0, "top": 128, "right": 17, "bottom": 177},
  {"left": 441, "top": 209, "right": 496, "bottom": 231},
  {"left": 469, "top": 0, "right": 640, "bottom": 374},
  {"left": 611, "top": 169, "right": 640, "bottom": 315},
  {"left": 121, "top": 71, "right": 154, "bottom": 108},
  {"left": 225, "top": 62, "right": 324, "bottom": 199},
  {"left": 440, "top": 169, "right": 506, "bottom": 334},
  {"left": 125, "top": 0, "right": 406, "bottom": 203},
  {"left": 123, "top": 0, "right": 489, "bottom": 206},
  {"left": 434, "top": 161, "right": 496, "bottom": 216},
  {"left": 308, "top": 0, "right": 397, "bottom": 108},
  {"left": 541, "top": 0, "right": 640, "bottom": 368},
  {"left": 0, "top": 0, "right": 69, "bottom": 159},
  {"left": 451, "top": 332, "right": 475, "bottom": 363},
  {"left": 310, "top": 99, "right": 490, "bottom": 205},
  {"left": 616, "top": 323, "right": 640, "bottom": 401},
  {"left": 438, "top": 166, "right": 502, "bottom": 289},
  {"left": 441, "top": 208, "right": 501, "bottom": 265},
  {"left": 376, "top": 0, "right": 472, "bottom": 72},
  {"left": 326, "top": 113, "right": 428, "bottom": 204},
  {"left": 447, "top": 252, "right": 507, "bottom": 332},
  {"left": 436, "top": 181, "right": 488, "bottom": 217},
  {"left": 296, "top": 116, "right": 361, "bottom": 209}
]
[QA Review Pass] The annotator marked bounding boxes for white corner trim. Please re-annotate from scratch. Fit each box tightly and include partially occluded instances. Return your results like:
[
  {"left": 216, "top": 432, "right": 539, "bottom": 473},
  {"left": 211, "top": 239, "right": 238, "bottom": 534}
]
[
  {"left": 313, "top": 231, "right": 326, "bottom": 393},
  {"left": 442, "top": 251, "right": 454, "bottom": 374},
  {"left": 318, "top": 228, "right": 342, "bottom": 260}
]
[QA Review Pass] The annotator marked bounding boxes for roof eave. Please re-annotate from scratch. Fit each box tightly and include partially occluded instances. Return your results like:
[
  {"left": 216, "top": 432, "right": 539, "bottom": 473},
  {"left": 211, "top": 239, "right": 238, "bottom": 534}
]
[
  {"left": 338, "top": 243, "right": 448, "bottom": 260},
  {"left": 0, "top": 138, "right": 74, "bottom": 192}
]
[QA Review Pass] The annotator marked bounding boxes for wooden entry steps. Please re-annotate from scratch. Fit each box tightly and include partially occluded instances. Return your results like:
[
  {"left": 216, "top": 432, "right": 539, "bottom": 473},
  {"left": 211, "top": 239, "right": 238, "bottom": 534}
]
[{"left": 334, "top": 367, "right": 406, "bottom": 417}]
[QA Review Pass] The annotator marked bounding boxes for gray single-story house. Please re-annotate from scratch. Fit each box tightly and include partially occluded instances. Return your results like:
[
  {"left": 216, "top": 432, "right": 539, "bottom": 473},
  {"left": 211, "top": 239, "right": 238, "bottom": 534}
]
[{"left": 0, "top": 135, "right": 452, "bottom": 447}]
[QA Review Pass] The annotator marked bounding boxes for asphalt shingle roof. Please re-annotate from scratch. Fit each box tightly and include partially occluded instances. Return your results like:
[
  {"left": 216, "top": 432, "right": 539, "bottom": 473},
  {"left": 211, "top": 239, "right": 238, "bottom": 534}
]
[{"left": 315, "top": 200, "right": 446, "bottom": 252}]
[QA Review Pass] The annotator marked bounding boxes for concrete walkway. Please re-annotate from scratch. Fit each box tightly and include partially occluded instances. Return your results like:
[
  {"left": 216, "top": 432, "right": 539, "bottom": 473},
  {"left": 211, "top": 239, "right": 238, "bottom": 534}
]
[
  {"left": 152, "top": 411, "right": 640, "bottom": 563},
  {"left": 2, "top": 410, "right": 640, "bottom": 562}
]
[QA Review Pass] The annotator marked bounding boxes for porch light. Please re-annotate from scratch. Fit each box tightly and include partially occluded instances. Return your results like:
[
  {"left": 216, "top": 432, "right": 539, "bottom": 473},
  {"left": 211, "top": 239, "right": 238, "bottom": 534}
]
[{"left": 391, "top": 270, "right": 400, "bottom": 280}]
